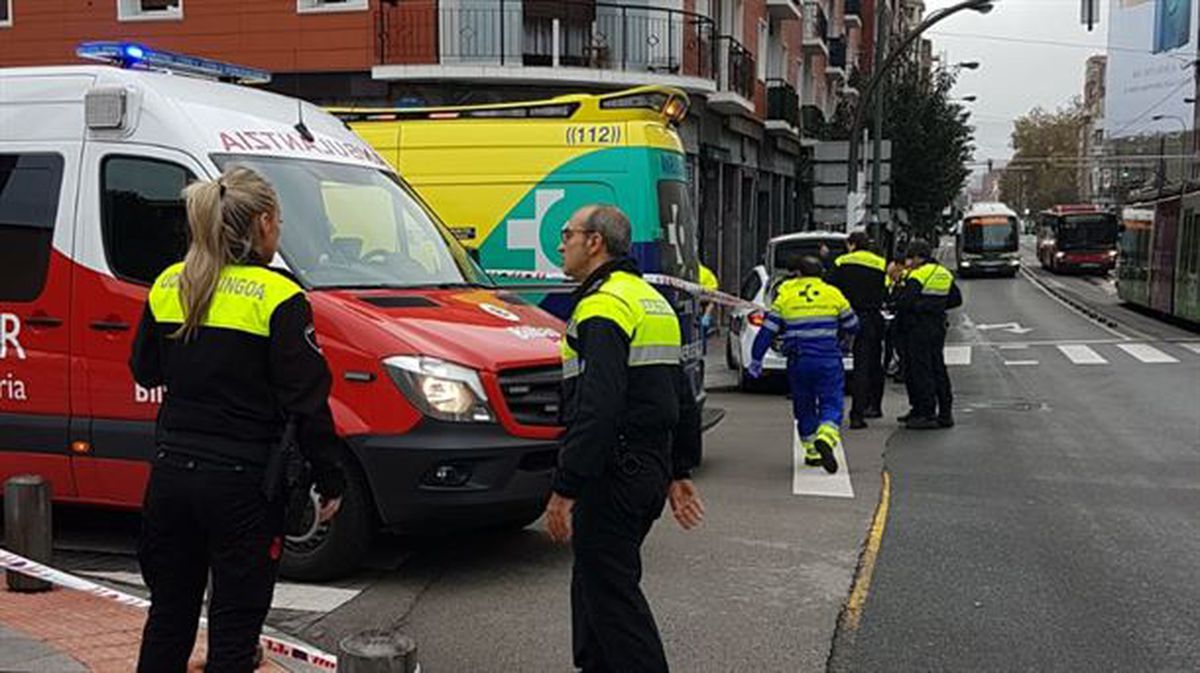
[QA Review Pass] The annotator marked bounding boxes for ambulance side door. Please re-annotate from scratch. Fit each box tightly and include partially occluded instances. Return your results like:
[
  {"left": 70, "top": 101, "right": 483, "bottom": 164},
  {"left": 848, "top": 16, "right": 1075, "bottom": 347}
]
[
  {"left": 71, "top": 144, "right": 201, "bottom": 506},
  {"left": 0, "top": 149, "right": 78, "bottom": 498}
]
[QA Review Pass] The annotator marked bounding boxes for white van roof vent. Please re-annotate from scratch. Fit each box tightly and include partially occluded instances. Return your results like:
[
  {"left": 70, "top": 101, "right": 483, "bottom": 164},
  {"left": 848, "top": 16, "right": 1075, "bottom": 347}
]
[{"left": 85, "top": 87, "right": 128, "bottom": 130}]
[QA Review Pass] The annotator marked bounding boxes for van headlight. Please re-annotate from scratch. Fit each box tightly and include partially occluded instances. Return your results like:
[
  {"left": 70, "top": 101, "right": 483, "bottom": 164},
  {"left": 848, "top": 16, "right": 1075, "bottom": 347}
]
[{"left": 384, "top": 355, "right": 494, "bottom": 423}]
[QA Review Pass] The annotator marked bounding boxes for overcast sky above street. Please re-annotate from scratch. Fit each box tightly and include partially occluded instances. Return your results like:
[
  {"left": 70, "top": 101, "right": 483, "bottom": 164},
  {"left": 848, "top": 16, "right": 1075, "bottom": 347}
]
[{"left": 923, "top": 0, "right": 1110, "bottom": 168}]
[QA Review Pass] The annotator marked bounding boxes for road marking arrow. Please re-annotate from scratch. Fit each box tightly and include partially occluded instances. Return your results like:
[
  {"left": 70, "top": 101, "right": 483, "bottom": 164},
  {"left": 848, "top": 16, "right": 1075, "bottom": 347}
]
[{"left": 976, "top": 322, "right": 1034, "bottom": 335}]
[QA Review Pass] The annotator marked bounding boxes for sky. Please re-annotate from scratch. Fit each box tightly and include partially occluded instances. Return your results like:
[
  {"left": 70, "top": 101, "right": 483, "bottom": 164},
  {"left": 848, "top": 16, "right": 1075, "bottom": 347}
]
[{"left": 921, "top": 0, "right": 1111, "bottom": 168}]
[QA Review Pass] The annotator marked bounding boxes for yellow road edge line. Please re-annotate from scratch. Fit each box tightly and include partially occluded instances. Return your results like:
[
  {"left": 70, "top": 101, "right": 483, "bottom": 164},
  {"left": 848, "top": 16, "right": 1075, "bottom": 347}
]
[{"left": 844, "top": 470, "right": 891, "bottom": 631}]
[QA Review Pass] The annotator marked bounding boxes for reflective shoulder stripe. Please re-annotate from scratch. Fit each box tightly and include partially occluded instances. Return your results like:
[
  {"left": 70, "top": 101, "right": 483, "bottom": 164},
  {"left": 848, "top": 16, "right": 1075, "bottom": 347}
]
[
  {"left": 148, "top": 263, "right": 302, "bottom": 337},
  {"left": 628, "top": 344, "right": 682, "bottom": 366}
]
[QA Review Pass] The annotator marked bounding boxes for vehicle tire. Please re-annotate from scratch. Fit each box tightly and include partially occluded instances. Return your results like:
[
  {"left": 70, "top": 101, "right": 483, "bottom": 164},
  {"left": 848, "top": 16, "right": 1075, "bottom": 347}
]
[
  {"left": 726, "top": 336, "right": 738, "bottom": 370},
  {"left": 739, "top": 367, "right": 763, "bottom": 393},
  {"left": 280, "top": 454, "right": 375, "bottom": 582}
]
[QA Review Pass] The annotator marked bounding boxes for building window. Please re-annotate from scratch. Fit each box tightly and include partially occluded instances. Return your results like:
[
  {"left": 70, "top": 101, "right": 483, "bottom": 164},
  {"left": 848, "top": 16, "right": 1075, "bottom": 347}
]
[
  {"left": 297, "top": 0, "right": 369, "bottom": 14},
  {"left": 117, "top": 0, "right": 183, "bottom": 22},
  {"left": 0, "top": 0, "right": 12, "bottom": 28},
  {"left": 101, "top": 156, "right": 194, "bottom": 286},
  {"left": 0, "top": 154, "right": 65, "bottom": 302}
]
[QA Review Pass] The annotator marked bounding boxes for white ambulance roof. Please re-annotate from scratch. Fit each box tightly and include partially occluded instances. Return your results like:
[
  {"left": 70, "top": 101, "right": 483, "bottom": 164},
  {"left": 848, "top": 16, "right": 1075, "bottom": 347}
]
[{"left": 0, "top": 65, "right": 390, "bottom": 172}]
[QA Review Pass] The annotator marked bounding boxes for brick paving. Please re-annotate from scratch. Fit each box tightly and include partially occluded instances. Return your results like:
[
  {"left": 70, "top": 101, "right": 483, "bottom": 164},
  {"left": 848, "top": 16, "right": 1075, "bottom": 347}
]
[{"left": 0, "top": 571, "right": 293, "bottom": 672}]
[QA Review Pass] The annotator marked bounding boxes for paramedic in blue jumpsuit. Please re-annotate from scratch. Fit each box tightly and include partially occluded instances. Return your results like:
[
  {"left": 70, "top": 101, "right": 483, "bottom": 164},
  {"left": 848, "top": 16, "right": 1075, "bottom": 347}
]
[{"left": 748, "top": 256, "right": 859, "bottom": 473}]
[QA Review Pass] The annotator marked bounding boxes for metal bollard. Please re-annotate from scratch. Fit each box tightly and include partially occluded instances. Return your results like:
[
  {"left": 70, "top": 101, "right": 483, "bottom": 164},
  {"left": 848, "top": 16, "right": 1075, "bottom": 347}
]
[
  {"left": 4, "top": 475, "right": 53, "bottom": 592},
  {"left": 338, "top": 630, "right": 418, "bottom": 673}
]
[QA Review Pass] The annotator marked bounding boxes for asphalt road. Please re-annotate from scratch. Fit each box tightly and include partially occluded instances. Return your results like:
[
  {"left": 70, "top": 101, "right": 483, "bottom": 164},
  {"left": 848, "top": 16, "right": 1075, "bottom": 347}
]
[
  {"left": 830, "top": 241, "right": 1200, "bottom": 672},
  {"left": 29, "top": 238, "right": 1200, "bottom": 672}
]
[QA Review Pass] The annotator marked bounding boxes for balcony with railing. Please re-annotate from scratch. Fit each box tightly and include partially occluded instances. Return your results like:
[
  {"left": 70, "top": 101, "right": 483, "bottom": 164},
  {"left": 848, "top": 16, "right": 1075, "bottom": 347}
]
[
  {"left": 802, "top": 2, "right": 829, "bottom": 55},
  {"left": 826, "top": 36, "right": 846, "bottom": 80},
  {"left": 844, "top": 0, "right": 862, "bottom": 26},
  {"left": 765, "top": 79, "right": 800, "bottom": 135},
  {"left": 708, "top": 35, "right": 756, "bottom": 114},
  {"left": 375, "top": 0, "right": 717, "bottom": 91},
  {"left": 767, "top": 0, "right": 803, "bottom": 22}
]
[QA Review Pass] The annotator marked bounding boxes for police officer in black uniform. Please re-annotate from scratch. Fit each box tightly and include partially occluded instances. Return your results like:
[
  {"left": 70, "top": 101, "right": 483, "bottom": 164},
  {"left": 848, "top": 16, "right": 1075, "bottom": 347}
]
[
  {"left": 130, "top": 166, "right": 345, "bottom": 672},
  {"left": 827, "top": 231, "right": 888, "bottom": 429},
  {"left": 544, "top": 205, "right": 705, "bottom": 673},
  {"left": 894, "top": 239, "right": 962, "bottom": 430}
]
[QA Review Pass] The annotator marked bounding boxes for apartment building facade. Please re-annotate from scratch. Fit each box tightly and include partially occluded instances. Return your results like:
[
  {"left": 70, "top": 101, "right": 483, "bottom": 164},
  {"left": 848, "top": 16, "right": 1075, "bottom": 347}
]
[{"left": 0, "top": 0, "right": 860, "bottom": 290}]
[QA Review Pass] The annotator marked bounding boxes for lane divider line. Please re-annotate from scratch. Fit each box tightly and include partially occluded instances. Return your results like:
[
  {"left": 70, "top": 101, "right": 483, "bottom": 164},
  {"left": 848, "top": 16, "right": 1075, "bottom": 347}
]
[
  {"left": 0, "top": 548, "right": 339, "bottom": 670},
  {"left": 842, "top": 470, "right": 891, "bottom": 632},
  {"left": 1018, "top": 268, "right": 1136, "bottom": 340}
]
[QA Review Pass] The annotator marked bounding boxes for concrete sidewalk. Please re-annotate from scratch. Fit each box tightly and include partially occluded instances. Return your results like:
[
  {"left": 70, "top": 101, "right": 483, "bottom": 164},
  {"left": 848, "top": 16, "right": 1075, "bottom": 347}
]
[{"left": 0, "top": 572, "right": 326, "bottom": 672}]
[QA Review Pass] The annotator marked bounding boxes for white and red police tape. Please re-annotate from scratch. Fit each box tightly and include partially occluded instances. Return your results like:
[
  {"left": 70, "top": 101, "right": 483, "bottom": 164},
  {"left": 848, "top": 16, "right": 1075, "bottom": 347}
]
[
  {"left": 486, "top": 268, "right": 769, "bottom": 312},
  {"left": 0, "top": 547, "right": 340, "bottom": 670}
]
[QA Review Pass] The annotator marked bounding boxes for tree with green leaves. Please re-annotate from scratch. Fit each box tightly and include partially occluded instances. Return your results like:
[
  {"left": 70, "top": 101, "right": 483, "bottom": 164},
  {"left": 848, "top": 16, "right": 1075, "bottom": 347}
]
[
  {"left": 999, "top": 101, "right": 1086, "bottom": 213},
  {"left": 828, "top": 64, "right": 974, "bottom": 240}
]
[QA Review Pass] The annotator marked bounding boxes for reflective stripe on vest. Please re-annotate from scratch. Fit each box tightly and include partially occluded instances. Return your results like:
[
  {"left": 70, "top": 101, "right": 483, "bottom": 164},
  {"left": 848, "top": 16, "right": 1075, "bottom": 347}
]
[
  {"left": 149, "top": 262, "right": 302, "bottom": 337},
  {"left": 908, "top": 263, "right": 954, "bottom": 297},
  {"left": 835, "top": 250, "right": 887, "bottom": 272},
  {"left": 561, "top": 271, "right": 682, "bottom": 379}
]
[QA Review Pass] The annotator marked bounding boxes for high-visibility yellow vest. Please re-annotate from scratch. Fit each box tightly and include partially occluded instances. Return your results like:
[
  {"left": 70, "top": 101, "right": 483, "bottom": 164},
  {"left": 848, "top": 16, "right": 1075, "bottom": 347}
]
[
  {"left": 834, "top": 250, "right": 887, "bottom": 272},
  {"left": 698, "top": 264, "right": 718, "bottom": 292},
  {"left": 149, "top": 262, "right": 302, "bottom": 337},
  {"left": 562, "top": 271, "right": 682, "bottom": 379},
  {"left": 908, "top": 262, "right": 955, "bottom": 297}
]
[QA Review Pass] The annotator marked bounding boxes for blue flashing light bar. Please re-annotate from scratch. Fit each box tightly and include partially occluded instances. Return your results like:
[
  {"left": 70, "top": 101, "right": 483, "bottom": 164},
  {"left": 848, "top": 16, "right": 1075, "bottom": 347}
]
[{"left": 76, "top": 41, "right": 271, "bottom": 85}]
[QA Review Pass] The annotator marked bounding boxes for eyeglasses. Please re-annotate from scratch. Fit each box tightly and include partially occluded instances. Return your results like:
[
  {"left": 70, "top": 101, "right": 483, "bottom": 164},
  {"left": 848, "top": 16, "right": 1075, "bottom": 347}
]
[{"left": 560, "top": 227, "right": 596, "bottom": 243}]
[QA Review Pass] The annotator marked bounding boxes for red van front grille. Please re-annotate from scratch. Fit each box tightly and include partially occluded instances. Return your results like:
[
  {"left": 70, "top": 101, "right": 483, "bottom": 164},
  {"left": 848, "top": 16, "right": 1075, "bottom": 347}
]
[{"left": 497, "top": 366, "right": 563, "bottom": 427}]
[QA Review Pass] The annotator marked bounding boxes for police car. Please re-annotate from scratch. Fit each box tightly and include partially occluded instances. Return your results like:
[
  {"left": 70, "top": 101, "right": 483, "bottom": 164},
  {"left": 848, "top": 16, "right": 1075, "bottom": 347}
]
[{"left": 726, "top": 232, "right": 850, "bottom": 390}]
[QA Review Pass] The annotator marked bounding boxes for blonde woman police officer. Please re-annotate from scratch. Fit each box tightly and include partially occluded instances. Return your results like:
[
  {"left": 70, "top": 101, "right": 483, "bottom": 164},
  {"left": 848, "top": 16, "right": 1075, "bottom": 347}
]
[{"left": 130, "top": 166, "right": 345, "bottom": 672}]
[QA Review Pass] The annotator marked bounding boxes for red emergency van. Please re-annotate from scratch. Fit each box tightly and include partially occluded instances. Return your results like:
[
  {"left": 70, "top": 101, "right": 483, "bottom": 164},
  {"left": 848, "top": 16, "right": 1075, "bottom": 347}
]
[{"left": 0, "top": 45, "right": 565, "bottom": 580}]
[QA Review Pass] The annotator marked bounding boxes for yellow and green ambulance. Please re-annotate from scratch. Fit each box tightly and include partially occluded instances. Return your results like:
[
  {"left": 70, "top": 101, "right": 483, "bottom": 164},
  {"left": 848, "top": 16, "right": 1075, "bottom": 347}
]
[{"left": 331, "top": 85, "right": 706, "bottom": 396}]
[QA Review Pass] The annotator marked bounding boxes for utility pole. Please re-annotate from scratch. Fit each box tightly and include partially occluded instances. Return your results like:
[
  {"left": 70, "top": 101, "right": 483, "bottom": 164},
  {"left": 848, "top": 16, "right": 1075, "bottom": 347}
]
[{"left": 869, "top": 0, "right": 889, "bottom": 244}]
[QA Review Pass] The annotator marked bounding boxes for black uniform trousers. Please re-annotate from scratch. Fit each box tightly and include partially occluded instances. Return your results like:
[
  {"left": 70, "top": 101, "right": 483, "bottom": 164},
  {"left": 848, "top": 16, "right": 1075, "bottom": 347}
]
[
  {"left": 571, "top": 451, "right": 670, "bottom": 673},
  {"left": 849, "top": 310, "right": 885, "bottom": 419},
  {"left": 137, "top": 451, "right": 284, "bottom": 673},
  {"left": 904, "top": 319, "right": 953, "bottom": 421}
]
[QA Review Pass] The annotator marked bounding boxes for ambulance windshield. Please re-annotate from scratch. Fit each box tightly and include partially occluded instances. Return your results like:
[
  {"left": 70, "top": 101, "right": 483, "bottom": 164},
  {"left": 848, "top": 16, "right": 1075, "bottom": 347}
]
[{"left": 213, "top": 155, "right": 493, "bottom": 290}]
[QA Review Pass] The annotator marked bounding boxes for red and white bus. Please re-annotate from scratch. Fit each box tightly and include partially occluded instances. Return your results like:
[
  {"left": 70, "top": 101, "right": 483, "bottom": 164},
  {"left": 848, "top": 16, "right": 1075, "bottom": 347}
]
[{"left": 1036, "top": 205, "right": 1120, "bottom": 274}]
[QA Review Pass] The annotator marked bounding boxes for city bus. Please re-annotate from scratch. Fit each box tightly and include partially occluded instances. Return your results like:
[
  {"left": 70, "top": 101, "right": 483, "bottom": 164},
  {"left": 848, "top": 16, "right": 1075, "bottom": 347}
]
[
  {"left": 955, "top": 202, "right": 1021, "bottom": 277},
  {"left": 1118, "top": 193, "right": 1200, "bottom": 323},
  {"left": 1036, "top": 204, "right": 1121, "bottom": 274},
  {"left": 331, "top": 86, "right": 706, "bottom": 399}
]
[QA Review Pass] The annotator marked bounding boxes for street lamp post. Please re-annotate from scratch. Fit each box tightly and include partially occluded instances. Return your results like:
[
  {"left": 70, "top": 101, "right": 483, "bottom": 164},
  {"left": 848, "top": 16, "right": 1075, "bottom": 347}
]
[
  {"left": 1151, "top": 114, "right": 1188, "bottom": 189},
  {"left": 846, "top": 0, "right": 996, "bottom": 242}
]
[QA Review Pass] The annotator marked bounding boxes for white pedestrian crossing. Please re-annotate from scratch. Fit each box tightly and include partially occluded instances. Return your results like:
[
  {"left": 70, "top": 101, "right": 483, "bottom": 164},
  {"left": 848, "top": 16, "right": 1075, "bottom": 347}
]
[
  {"left": 944, "top": 345, "right": 972, "bottom": 366},
  {"left": 1116, "top": 343, "right": 1180, "bottom": 364},
  {"left": 939, "top": 341, "right": 1197, "bottom": 368},
  {"left": 1057, "top": 344, "right": 1108, "bottom": 365}
]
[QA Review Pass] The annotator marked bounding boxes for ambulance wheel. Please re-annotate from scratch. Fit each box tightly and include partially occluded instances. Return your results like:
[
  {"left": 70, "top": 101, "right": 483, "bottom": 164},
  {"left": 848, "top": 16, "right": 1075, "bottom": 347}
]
[
  {"left": 725, "top": 338, "right": 738, "bottom": 370},
  {"left": 280, "top": 457, "right": 374, "bottom": 582}
]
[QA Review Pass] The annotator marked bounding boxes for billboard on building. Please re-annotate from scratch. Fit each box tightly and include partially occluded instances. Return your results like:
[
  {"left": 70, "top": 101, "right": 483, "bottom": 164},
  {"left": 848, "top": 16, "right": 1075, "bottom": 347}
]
[{"left": 1105, "top": 0, "right": 1198, "bottom": 138}]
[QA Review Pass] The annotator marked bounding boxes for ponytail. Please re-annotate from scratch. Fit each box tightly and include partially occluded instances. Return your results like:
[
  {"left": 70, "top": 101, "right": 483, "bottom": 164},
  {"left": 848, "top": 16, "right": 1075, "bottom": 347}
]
[{"left": 174, "top": 166, "right": 279, "bottom": 340}]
